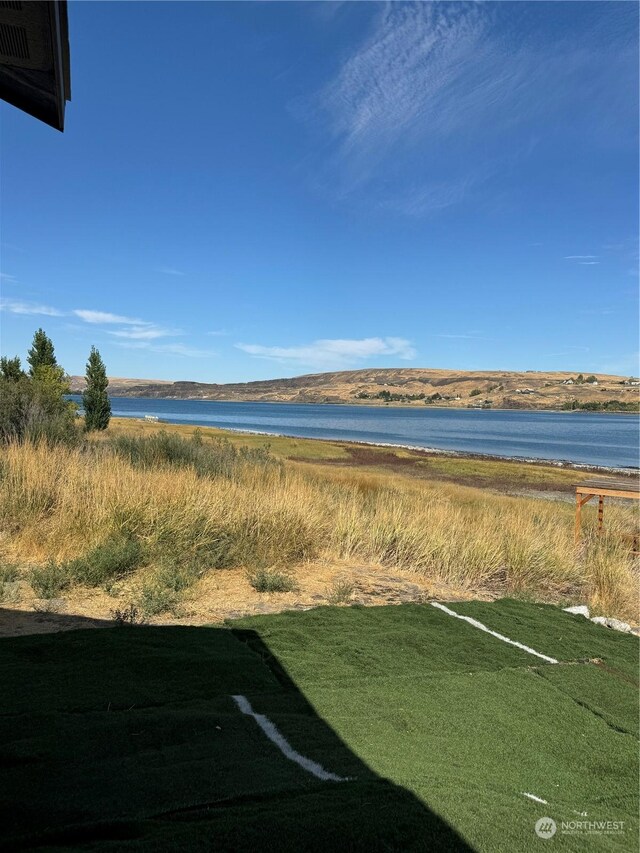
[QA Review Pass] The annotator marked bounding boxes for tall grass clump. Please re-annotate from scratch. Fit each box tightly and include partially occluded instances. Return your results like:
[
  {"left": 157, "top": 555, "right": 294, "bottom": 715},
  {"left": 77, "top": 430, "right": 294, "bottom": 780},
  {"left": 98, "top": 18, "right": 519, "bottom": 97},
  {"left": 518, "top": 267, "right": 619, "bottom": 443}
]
[
  {"left": 248, "top": 567, "right": 297, "bottom": 593},
  {"left": 583, "top": 536, "right": 639, "bottom": 622},
  {"left": 130, "top": 557, "right": 202, "bottom": 617},
  {"left": 29, "top": 561, "right": 70, "bottom": 598},
  {"left": 0, "top": 563, "right": 18, "bottom": 585},
  {"left": 0, "top": 562, "right": 19, "bottom": 603},
  {"left": 107, "top": 432, "right": 280, "bottom": 480},
  {"left": 65, "top": 536, "right": 143, "bottom": 587}
]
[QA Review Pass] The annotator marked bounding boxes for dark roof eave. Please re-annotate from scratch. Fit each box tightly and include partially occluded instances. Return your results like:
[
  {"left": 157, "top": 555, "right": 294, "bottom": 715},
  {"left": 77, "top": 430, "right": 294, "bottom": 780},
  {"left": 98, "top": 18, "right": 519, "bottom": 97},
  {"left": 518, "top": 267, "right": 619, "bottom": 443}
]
[{"left": 0, "top": 1, "right": 71, "bottom": 132}]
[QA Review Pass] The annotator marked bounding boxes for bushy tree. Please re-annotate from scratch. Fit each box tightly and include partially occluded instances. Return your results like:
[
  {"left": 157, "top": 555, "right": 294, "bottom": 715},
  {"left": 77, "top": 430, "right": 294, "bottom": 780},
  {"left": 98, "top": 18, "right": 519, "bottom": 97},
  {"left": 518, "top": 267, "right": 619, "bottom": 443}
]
[
  {"left": 0, "top": 371, "right": 33, "bottom": 441},
  {"left": 0, "top": 330, "right": 77, "bottom": 444},
  {"left": 27, "top": 328, "right": 57, "bottom": 376},
  {"left": 0, "top": 356, "right": 25, "bottom": 381},
  {"left": 83, "top": 346, "right": 111, "bottom": 431}
]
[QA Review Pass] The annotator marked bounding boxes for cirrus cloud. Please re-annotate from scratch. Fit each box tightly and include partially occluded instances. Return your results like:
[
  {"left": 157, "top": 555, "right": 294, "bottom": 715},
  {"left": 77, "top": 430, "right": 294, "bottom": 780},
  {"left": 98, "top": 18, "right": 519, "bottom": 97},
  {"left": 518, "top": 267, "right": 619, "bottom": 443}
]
[
  {"left": 0, "top": 298, "right": 63, "bottom": 317},
  {"left": 73, "top": 309, "right": 150, "bottom": 325},
  {"left": 109, "top": 326, "right": 181, "bottom": 341},
  {"left": 236, "top": 336, "right": 416, "bottom": 370}
]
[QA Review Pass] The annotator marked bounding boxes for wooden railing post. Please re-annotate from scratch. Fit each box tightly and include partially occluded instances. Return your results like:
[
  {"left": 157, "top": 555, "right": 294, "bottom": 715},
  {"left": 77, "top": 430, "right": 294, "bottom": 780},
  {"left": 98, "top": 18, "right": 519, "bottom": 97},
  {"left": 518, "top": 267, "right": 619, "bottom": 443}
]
[{"left": 597, "top": 495, "right": 604, "bottom": 535}]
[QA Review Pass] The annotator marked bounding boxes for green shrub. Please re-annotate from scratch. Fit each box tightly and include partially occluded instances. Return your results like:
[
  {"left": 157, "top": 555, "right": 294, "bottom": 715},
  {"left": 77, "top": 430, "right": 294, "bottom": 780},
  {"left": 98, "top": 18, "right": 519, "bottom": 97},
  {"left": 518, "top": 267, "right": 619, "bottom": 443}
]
[
  {"left": 469, "top": 388, "right": 482, "bottom": 397},
  {"left": 133, "top": 557, "right": 201, "bottom": 617},
  {"left": 327, "top": 578, "right": 355, "bottom": 604},
  {"left": 110, "top": 605, "right": 146, "bottom": 626},
  {"left": 136, "top": 582, "right": 182, "bottom": 617},
  {"left": 66, "top": 537, "right": 143, "bottom": 587},
  {"left": 0, "top": 563, "right": 18, "bottom": 584},
  {"left": 248, "top": 568, "right": 296, "bottom": 593},
  {"left": 153, "top": 558, "right": 198, "bottom": 593},
  {"left": 1, "top": 331, "right": 79, "bottom": 446},
  {"left": 29, "top": 561, "right": 70, "bottom": 598}
]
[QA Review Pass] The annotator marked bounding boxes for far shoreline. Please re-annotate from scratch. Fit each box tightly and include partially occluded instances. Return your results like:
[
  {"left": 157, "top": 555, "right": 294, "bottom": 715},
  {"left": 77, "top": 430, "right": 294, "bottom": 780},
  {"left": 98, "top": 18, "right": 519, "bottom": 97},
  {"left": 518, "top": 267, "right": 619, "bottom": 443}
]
[
  {"left": 107, "top": 415, "right": 640, "bottom": 476},
  {"left": 96, "top": 394, "right": 640, "bottom": 416}
]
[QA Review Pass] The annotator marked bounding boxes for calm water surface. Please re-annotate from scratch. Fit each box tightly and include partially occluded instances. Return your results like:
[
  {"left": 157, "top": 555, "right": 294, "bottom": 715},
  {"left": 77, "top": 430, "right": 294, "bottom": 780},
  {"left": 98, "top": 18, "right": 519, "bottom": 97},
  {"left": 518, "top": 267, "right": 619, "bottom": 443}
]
[{"left": 86, "top": 397, "right": 640, "bottom": 469}]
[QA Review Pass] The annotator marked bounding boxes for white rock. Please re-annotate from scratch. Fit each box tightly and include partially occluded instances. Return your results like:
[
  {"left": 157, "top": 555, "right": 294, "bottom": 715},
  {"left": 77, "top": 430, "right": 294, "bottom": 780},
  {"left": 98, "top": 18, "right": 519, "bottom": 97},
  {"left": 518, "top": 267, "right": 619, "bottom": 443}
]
[
  {"left": 590, "top": 616, "right": 631, "bottom": 633},
  {"left": 564, "top": 605, "right": 590, "bottom": 618}
]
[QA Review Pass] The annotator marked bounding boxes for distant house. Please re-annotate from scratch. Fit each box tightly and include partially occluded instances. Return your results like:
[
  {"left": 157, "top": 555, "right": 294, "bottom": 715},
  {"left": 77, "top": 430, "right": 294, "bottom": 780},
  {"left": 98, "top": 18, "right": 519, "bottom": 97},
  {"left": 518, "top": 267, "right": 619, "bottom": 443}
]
[{"left": 562, "top": 379, "right": 574, "bottom": 385}]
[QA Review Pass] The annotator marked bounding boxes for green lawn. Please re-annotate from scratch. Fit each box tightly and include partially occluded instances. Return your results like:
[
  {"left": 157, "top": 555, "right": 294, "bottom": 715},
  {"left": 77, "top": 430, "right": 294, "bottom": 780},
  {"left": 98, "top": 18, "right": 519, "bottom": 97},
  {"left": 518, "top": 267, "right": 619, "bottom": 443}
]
[{"left": 1, "top": 601, "right": 637, "bottom": 851}]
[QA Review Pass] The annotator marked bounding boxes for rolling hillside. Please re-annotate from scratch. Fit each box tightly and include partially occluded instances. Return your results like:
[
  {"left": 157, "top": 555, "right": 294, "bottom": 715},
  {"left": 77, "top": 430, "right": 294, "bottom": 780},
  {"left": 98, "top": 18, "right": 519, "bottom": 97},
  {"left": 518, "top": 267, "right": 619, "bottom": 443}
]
[{"left": 69, "top": 368, "right": 639, "bottom": 410}]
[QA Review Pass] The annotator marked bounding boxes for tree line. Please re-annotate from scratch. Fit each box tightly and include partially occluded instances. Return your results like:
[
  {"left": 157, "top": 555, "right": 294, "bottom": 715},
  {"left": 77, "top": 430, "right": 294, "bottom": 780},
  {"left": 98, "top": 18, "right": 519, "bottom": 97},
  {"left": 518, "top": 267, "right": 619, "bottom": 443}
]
[
  {"left": 561, "top": 399, "right": 639, "bottom": 412},
  {"left": 0, "top": 329, "right": 111, "bottom": 443}
]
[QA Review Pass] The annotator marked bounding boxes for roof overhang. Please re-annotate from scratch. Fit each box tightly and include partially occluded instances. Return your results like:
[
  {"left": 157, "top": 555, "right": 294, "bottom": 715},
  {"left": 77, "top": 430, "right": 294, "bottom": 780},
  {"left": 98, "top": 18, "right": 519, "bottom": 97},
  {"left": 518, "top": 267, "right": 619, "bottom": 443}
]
[{"left": 0, "top": 1, "right": 70, "bottom": 131}]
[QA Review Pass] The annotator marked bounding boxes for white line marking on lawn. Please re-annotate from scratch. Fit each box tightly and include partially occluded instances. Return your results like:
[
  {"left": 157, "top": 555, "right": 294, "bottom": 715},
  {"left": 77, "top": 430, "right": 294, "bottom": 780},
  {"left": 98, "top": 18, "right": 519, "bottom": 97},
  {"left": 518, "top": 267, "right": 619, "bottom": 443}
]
[
  {"left": 523, "top": 792, "right": 548, "bottom": 804},
  {"left": 231, "top": 695, "right": 348, "bottom": 783},
  {"left": 430, "top": 602, "right": 559, "bottom": 664}
]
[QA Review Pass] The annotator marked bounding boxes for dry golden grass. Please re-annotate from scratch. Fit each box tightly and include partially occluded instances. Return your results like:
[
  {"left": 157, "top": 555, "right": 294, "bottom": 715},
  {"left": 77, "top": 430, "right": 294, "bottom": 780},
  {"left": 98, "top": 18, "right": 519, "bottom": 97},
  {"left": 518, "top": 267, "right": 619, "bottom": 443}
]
[{"left": 1, "top": 439, "right": 638, "bottom": 622}]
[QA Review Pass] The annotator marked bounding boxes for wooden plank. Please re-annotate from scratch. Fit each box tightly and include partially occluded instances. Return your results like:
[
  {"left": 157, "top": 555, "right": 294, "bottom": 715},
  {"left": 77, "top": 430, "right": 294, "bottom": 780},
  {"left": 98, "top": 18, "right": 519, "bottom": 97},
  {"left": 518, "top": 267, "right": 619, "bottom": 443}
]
[
  {"left": 575, "top": 478, "right": 640, "bottom": 491},
  {"left": 575, "top": 487, "right": 640, "bottom": 500}
]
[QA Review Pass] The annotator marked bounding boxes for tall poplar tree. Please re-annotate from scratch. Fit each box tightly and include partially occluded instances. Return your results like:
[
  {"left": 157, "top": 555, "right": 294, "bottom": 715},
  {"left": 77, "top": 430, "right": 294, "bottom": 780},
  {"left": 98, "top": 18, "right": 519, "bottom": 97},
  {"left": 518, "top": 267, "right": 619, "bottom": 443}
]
[{"left": 83, "top": 347, "right": 111, "bottom": 431}]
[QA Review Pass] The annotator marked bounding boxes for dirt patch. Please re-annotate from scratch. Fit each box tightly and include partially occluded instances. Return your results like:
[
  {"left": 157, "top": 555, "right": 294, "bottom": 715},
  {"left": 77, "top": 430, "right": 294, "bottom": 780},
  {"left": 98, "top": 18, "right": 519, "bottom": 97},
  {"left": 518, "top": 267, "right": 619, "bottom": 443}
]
[
  {"left": 291, "top": 445, "right": 568, "bottom": 493},
  {"left": 0, "top": 562, "right": 489, "bottom": 638}
]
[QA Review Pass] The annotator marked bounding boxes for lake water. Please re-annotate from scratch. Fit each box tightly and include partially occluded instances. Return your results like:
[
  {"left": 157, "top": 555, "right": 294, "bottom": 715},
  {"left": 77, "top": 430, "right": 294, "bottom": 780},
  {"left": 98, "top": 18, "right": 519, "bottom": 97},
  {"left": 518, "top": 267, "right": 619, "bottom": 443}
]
[{"left": 86, "top": 397, "right": 640, "bottom": 469}]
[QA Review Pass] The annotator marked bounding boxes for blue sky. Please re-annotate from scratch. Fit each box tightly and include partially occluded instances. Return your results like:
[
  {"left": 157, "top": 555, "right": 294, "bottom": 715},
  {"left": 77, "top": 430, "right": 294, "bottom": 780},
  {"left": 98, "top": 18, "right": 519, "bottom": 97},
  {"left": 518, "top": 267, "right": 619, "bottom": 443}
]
[{"left": 1, "top": 1, "right": 638, "bottom": 382}]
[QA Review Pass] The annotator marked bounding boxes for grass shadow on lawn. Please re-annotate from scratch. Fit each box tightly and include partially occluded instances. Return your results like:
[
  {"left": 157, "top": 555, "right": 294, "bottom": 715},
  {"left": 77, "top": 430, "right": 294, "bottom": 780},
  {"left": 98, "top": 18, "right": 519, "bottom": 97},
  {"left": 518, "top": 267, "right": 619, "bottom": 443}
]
[{"left": 0, "top": 607, "right": 474, "bottom": 852}]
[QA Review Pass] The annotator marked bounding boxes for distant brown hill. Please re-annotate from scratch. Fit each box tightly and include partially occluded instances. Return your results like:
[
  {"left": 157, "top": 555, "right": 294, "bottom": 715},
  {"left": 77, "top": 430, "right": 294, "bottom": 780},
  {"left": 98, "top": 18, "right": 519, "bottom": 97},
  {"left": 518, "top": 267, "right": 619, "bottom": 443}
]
[{"left": 68, "top": 368, "right": 639, "bottom": 410}]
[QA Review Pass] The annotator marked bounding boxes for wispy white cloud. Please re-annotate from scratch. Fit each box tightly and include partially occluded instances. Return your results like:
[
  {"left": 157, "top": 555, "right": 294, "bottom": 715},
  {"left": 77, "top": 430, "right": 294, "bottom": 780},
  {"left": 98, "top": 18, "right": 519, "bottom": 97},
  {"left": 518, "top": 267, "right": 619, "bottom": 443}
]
[
  {"left": 543, "top": 344, "right": 590, "bottom": 359},
  {"left": 435, "top": 333, "right": 490, "bottom": 340},
  {"left": 116, "top": 341, "right": 215, "bottom": 358},
  {"left": 157, "top": 267, "right": 186, "bottom": 277},
  {"left": 0, "top": 298, "right": 63, "bottom": 317},
  {"left": 75, "top": 308, "right": 182, "bottom": 343},
  {"left": 376, "top": 175, "right": 477, "bottom": 217},
  {"left": 564, "top": 255, "right": 601, "bottom": 266},
  {"left": 158, "top": 343, "right": 214, "bottom": 357},
  {"left": 109, "top": 326, "right": 181, "bottom": 341},
  {"left": 207, "top": 329, "right": 231, "bottom": 337},
  {"left": 594, "top": 352, "right": 640, "bottom": 375},
  {"left": 315, "top": 3, "right": 489, "bottom": 182},
  {"left": 0, "top": 272, "right": 17, "bottom": 283},
  {"left": 73, "top": 309, "right": 150, "bottom": 325},
  {"left": 236, "top": 336, "right": 416, "bottom": 369},
  {"left": 298, "top": 3, "right": 634, "bottom": 215}
]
